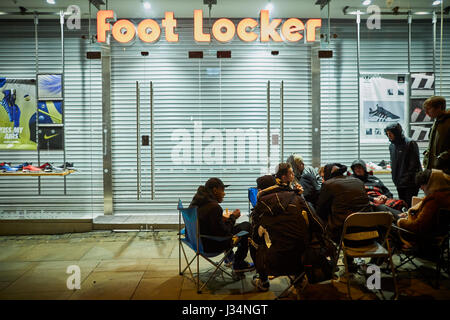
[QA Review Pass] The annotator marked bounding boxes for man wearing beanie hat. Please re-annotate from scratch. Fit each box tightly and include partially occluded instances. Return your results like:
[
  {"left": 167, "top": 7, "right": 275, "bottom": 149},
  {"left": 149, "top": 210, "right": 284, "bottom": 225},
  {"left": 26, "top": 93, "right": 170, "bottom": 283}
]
[{"left": 189, "top": 177, "right": 254, "bottom": 273}]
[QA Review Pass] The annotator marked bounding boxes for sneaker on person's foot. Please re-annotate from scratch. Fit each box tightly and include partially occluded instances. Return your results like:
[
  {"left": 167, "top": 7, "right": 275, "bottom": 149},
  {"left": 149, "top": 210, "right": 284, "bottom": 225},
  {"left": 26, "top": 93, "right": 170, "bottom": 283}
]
[
  {"left": 224, "top": 251, "right": 234, "bottom": 268},
  {"left": 252, "top": 275, "right": 270, "bottom": 292},
  {"left": 232, "top": 261, "right": 255, "bottom": 273}
]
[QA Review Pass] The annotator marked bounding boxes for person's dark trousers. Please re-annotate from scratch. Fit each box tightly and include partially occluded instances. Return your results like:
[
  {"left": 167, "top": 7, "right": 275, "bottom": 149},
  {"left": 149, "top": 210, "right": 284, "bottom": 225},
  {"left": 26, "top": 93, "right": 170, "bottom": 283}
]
[
  {"left": 248, "top": 233, "right": 268, "bottom": 282},
  {"left": 373, "top": 204, "right": 402, "bottom": 221},
  {"left": 397, "top": 187, "right": 419, "bottom": 208},
  {"left": 232, "top": 221, "right": 251, "bottom": 266}
]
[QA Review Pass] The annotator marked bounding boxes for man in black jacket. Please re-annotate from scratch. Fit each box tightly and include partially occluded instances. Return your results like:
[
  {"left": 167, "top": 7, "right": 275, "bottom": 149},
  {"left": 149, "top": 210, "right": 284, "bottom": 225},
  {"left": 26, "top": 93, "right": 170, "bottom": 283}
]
[
  {"left": 385, "top": 123, "right": 422, "bottom": 208},
  {"left": 189, "top": 178, "right": 254, "bottom": 273},
  {"left": 250, "top": 164, "right": 310, "bottom": 292},
  {"left": 316, "top": 163, "right": 373, "bottom": 242}
]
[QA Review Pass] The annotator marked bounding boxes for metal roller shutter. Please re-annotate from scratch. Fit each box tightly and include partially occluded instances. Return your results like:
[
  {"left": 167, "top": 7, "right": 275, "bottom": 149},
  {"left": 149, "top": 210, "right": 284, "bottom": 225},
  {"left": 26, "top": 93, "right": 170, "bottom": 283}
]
[
  {"left": 321, "top": 18, "right": 449, "bottom": 197},
  {"left": 110, "top": 19, "right": 312, "bottom": 214}
]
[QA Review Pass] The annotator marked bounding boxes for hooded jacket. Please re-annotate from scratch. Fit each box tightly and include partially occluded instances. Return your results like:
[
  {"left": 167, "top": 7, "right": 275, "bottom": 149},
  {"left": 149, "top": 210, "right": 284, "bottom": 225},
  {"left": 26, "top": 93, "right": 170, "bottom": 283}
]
[
  {"left": 351, "top": 159, "right": 393, "bottom": 199},
  {"left": 423, "top": 110, "right": 450, "bottom": 173},
  {"left": 286, "top": 155, "right": 322, "bottom": 206},
  {"left": 398, "top": 169, "right": 450, "bottom": 234},
  {"left": 251, "top": 183, "right": 311, "bottom": 276},
  {"left": 317, "top": 163, "right": 373, "bottom": 238},
  {"left": 384, "top": 123, "right": 422, "bottom": 189},
  {"left": 189, "top": 186, "right": 236, "bottom": 253}
]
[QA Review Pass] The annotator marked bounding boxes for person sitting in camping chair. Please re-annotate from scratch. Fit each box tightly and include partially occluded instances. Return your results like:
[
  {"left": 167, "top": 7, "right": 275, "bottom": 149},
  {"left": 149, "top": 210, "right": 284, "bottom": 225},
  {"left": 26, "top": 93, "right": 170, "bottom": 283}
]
[
  {"left": 250, "top": 163, "right": 312, "bottom": 292},
  {"left": 189, "top": 177, "right": 255, "bottom": 273},
  {"left": 396, "top": 169, "right": 450, "bottom": 248}
]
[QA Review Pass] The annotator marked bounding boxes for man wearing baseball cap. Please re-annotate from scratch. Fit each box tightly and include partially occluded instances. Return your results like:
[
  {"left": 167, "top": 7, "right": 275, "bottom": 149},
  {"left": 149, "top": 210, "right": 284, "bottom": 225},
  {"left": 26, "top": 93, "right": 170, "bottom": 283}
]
[{"left": 189, "top": 177, "right": 254, "bottom": 273}]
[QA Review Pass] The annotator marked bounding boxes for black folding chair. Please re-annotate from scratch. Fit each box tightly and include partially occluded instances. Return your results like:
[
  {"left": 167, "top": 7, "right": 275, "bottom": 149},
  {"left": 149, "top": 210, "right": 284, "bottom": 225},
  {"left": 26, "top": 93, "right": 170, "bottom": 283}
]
[
  {"left": 332, "top": 211, "right": 398, "bottom": 300},
  {"left": 391, "top": 208, "right": 450, "bottom": 289}
]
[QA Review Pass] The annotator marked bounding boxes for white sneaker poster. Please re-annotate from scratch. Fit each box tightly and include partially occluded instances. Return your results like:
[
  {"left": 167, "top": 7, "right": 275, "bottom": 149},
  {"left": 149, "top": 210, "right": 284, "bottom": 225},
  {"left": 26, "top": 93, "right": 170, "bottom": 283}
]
[{"left": 360, "top": 74, "right": 408, "bottom": 143}]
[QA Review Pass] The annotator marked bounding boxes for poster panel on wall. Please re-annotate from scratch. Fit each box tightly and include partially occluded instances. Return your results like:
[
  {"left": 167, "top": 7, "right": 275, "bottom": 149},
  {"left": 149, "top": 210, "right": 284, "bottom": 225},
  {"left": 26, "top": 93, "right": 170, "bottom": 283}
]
[
  {"left": 37, "top": 101, "right": 63, "bottom": 124},
  {"left": 38, "top": 127, "right": 63, "bottom": 151},
  {"left": 410, "top": 98, "right": 432, "bottom": 123},
  {"left": 37, "top": 74, "right": 62, "bottom": 99},
  {"left": 411, "top": 72, "right": 435, "bottom": 96},
  {"left": 410, "top": 124, "right": 432, "bottom": 142},
  {"left": 360, "top": 74, "right": 408, "bottom": 143},
  {"left": 0, "top": 78, "right": 37, "bottom": 150}
]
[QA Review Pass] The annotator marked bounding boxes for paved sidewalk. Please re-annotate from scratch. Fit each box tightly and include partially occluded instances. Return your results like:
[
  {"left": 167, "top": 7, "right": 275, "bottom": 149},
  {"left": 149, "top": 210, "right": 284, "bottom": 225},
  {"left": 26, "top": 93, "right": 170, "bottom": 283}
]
[{"left": 0, "top": 231, "right": 448, "bottom": 300}]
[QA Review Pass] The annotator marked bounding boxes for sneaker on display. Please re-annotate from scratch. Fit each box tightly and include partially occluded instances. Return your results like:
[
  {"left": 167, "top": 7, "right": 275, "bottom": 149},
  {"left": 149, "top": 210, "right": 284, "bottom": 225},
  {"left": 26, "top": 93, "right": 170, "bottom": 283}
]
[
  {"left": 58, "top": 162, "right": 74, "bottom": 170},
  {"left": 367, "top": 162, "right": 382, "bottom": 171},
  {"left": 22, "top": 164, "right": 42, "bottom": 172},
  {"left": 0, "top": 163, "right": 19, "bottom": 172},
  {"left": 368, "top": 104, "right": 400, "bottom": 122},
  {"left": 41, "top": 163, "right": 64, "bottom": 172},
  {"left": 251, "top": 275, "right": 270, "bottom": 292},
  {"left": 14, "top": 162, "right": 31, "bottom": 170},
  {"left": 377, "top": 160, "right": 387, "bottom": 169}
]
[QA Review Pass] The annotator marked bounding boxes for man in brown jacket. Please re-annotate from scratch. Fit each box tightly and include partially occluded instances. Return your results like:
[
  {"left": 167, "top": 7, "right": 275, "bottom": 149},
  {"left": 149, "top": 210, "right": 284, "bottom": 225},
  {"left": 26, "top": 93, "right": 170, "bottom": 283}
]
[{"left": 423, "top": 96, "right": 450, "bottom": 173}]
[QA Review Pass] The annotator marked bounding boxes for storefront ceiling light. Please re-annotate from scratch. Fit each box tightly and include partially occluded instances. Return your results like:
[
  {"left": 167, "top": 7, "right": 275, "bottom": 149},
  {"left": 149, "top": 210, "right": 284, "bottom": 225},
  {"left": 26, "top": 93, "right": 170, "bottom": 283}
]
[
  {"left": 432, "top": 0, "right": 441, "bottom": 6},
  {"left": 143, "top": 1, "right": 151, "bottom": 10},
  {"left": 362, "top": 0, "right": 372, "bottom": 6},
  {"left": 265, "top": 1, "right": 274, "bottom": 11},
  {"left": 343, "top": 6, "right": 447, "bottom": 16},
  {"left": 343, "top": 8, "right": 368, "bottom": 15},
  {"left": 47, "top": 0, "right": 56, "bottom": 4}
]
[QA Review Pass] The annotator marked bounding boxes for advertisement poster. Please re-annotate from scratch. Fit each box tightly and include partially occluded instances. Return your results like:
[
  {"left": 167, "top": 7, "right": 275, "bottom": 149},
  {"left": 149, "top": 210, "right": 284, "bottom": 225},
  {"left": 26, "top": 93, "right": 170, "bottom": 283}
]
[
  {"left": 0, "top": 78, "right": 37, "bottom": 150},
  {"left": 360, "top": 74, "right": 408, "bottom": 143},
  {"left": 38, "top": 127, "right": 63, "bottom": 150},
  {"left": 410, "top": 124, "right": 432, "bottom": 142},
  {"left": 37, "top": 74, "right": 62, "bottom": 99},
  {"left": 411, "top": 72, "right": 435, "bottom": 96},
  {"left": 37, "top": 100, "right": 63, "bottom": 124}
]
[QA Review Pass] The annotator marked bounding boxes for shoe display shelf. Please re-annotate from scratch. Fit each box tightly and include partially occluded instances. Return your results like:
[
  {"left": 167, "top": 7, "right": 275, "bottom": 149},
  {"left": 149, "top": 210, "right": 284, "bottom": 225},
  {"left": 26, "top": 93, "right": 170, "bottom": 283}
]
[{"left": 0, "top": 169, "right": 75, "bottom": 176}]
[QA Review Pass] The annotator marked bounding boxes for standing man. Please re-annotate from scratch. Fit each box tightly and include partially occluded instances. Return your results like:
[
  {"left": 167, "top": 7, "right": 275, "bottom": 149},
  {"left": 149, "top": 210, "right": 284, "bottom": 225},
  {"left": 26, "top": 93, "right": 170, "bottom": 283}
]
[
  {"left": 423, "top": 96, "right": 450, "bottom": 173},
  {"left": 189, "top": 178, "right": 254, "bottom": 273},
  {"left": 384, "top": 123, "right": 422, "bottom": 208}
]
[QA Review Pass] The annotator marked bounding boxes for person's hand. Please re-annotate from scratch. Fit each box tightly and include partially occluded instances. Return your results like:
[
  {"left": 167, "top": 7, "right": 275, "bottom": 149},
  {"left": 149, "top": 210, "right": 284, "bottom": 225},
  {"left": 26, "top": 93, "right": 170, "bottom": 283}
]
[
  {"left": 232, "top": 209, "right": 241, "bottom": 218},
  {"left": 223, "top": 209, "right": 232, "bottom": 219},
  {"left": 294, "top": 183, "right": 304, "bottom": 194},
  {"left": 379, "top": 195, "right": 387, "bottom": 203},
  {"left": 373, "top": 196, "right": 385, "bottom": 205},
  {"left": 398, "top": 212, "right": 407, "bottom": 219}
]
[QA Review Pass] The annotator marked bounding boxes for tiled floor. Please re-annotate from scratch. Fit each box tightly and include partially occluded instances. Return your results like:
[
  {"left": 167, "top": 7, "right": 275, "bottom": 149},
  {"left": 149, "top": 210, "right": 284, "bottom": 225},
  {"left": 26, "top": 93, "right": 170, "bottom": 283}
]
[{"left": 0, "top": 230, "right": 449, "bottom": 300}]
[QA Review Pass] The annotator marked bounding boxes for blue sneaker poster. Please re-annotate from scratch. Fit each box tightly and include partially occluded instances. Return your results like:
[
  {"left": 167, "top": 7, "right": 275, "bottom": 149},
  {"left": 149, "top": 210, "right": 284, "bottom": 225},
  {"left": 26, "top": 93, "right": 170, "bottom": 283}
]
[{"left": 0, "top": 78, "right": 37, "bottom": 150}]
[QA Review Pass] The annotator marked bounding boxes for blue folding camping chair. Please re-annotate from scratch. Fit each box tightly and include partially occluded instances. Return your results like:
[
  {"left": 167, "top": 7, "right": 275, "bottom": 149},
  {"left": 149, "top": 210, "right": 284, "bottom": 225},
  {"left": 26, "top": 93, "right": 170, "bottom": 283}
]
[
  {"left": 177, "top": 199, "right": 248, "bottom": 293},
  {"left": 248, "top": 187, "right": 258, "bottom": 214}
]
